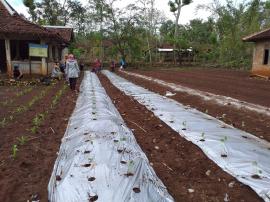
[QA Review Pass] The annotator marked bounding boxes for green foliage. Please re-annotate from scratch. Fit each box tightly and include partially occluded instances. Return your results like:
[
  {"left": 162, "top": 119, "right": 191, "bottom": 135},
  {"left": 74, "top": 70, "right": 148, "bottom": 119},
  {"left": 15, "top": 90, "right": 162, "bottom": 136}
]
[
  {"left": 11, "top": 144, "right": 18, "bottom": 159},
  {"left": 17, "top": 136, "right": 28, "bottom": 146}
]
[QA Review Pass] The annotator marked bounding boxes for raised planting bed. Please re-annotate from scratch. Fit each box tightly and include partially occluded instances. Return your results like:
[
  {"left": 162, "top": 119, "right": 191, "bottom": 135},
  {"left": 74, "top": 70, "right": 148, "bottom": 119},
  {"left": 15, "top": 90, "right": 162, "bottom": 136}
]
[
  {"left": 102, "top": 70, "right": 270, "bottom": 201},
  {"left": 48, "top": 72, "right": 173, "bottom": 202},
  {"left": 118, "top": 70, "right": 270, "bottom": 143}
]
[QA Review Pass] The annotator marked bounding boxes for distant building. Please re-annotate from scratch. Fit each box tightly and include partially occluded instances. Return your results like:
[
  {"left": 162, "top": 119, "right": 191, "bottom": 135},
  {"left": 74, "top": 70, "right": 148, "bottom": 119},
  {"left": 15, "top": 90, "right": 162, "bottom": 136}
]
[
  {"left": 0, "top": 0, "right": 74, "bottom": 75},
  {"left": 243, "top": 28, "right": 270, "bottom": 78}
]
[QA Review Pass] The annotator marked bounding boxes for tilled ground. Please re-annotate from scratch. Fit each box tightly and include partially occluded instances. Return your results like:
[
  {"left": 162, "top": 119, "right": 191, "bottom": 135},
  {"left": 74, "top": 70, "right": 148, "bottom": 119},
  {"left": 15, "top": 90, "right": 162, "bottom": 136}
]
[
  {"left": 118, "top": 71, "right": 270, "bottom": 143},
  {"left": 0, "top": 78, "right": 82, "bottom": 202},
  {"left": 99, "top": 73, "right": 262, "bottom": 202},
  {"left": 131, "top": 68, "right": 270, "bottom": 107}
]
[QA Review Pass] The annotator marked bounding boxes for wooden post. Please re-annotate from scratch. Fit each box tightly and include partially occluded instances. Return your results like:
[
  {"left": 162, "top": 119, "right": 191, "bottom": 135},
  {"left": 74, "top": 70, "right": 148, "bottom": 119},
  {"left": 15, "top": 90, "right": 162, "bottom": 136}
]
[
  {"left": 55, "top": 46, "right": 59, "bottom": 61},
  {"left": 40, "top": 40, "right": 47, "bottom": 76},
  {"left": 49, "top": 44, "right": 53, "bottom": 61},
  {"left": 5, "top": 39, "right": 12, "bottom": 75}
]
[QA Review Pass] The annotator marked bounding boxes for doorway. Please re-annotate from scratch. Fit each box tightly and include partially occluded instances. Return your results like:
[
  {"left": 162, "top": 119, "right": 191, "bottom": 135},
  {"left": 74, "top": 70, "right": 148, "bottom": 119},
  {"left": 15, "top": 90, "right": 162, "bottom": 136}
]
[{"left": 0, "top": 40, "right": 7, "bottom": 73}]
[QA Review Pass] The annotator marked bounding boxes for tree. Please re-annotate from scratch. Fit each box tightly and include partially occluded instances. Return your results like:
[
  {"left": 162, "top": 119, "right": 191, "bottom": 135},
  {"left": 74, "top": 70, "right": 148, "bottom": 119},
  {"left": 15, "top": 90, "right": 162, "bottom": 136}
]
[
  {"left": 23, "top": 0, "right": 37, "bottom": 22},
  {"left": 168, "top": 0, "right": 192, "bottom": 63}
]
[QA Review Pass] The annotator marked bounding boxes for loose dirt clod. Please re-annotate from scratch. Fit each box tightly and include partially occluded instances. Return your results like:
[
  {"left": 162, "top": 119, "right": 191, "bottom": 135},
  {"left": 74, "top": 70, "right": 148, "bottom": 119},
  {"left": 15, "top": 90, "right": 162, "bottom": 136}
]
[{"left": 133, "top": 187, "right": 141, "bottom": 193}]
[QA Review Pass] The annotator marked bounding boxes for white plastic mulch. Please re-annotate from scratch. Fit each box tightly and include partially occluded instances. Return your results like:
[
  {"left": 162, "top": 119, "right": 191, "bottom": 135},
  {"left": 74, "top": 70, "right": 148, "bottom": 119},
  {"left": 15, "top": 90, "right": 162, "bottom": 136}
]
[
  {"left": 122, "top": 71, "right": 270, "bottom": 117},
  {"left": 48, "top": 72, "right": 174, "bottom": 202},
  {"left": 103, "top": 70, "right": 270, "bottom": 202}
]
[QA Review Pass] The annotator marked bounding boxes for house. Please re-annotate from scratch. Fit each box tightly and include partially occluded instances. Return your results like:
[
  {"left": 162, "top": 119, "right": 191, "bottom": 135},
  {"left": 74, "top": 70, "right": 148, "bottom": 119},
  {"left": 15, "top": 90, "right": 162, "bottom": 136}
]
[
  {"left": 243, "top": 28, "right": 270, "bottom": 78},
  {"left": 0, "top": 0, "right": 74, "bottom": 76}
]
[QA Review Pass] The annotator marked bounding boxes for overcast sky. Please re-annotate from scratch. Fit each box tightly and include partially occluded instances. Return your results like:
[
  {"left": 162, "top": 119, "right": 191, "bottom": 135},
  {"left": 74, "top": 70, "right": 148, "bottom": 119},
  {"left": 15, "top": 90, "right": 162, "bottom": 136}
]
[{"left": 10, "top": 0, "right": 228, "bottom": 24}]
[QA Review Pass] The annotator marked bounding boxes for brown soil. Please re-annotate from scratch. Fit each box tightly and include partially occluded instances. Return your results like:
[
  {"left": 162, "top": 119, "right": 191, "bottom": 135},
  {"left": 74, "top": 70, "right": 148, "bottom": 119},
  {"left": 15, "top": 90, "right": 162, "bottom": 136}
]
[
  {"left": 99, "top": 73, "right": 262, "bottom": 202},
  {"left": 118, "top": 71, "right": 270, "bottom": 142},
  {"left": 0, "top": 86, "right": 46, "bottom": 120},
  {"left": 131, "top": 69, "right": 270, "bottom": 107},
  {"left": 0, "top": 78, "right": 81, "bottom": 202}
]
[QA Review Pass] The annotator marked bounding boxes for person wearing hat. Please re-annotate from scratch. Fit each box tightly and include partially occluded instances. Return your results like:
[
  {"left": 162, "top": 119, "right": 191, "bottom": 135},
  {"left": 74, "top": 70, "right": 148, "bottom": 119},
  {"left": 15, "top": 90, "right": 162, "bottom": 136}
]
[{"left": 66, "top": 54, "right": 80, "bottom": 91}]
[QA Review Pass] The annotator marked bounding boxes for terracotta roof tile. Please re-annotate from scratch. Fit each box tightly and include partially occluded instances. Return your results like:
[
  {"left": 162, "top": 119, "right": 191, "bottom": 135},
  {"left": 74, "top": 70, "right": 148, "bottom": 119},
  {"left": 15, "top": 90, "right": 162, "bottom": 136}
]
[
  {"left": 243, "top": 28, "right": 270, "bottom": 42},
  {"left": 0, "top": 0, "right": 63, "bottom": 41},
  {"left": 44, "top": 26, "right": 74, "bottom": 43}
]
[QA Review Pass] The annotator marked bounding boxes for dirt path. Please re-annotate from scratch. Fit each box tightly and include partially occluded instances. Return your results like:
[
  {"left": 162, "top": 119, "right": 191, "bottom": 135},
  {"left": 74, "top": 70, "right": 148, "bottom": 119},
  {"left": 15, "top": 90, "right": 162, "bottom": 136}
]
[
  {"left": 131, "top": 69, "right": 270, "bottom": 108},
  {"left": 99, "top": 73, "right": 262, "bottom": 202},
  {"left": 0, "top": 79, "right": 81, "bottom": 202},
  {"left": 118, "top": 71, "right": 270, "bottom": 143}
]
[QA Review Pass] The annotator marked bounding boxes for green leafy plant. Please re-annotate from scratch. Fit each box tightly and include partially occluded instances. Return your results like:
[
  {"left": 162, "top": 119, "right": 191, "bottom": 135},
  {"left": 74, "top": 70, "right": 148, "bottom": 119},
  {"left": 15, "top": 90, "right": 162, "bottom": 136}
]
[
  {"left": 11, "top": 144, "right": 18, "bottom": 159},
  {"left": 0, "top": 118, "right": 7, "bottom": 128},
  {"left": 17, "top": 136, "right": 28, "bottom": 145}
]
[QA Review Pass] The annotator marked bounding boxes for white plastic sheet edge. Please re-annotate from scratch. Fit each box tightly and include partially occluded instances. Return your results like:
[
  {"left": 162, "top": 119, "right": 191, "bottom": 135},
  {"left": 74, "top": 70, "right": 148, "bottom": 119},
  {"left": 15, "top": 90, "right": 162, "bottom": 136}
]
[
  {"left": 122, "top": 71, "right": 270, "bottom": 117},
  {"left": 103, "top": 70, "right": 270, "bottom": 202},
  {"left": 48, "top": 72, "right": 174, "bottom": 202}
]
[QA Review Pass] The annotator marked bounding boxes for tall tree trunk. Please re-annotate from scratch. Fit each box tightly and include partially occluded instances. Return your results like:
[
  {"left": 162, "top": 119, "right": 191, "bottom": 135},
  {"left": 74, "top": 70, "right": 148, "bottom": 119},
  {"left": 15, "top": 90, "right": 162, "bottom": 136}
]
[{"left": 173, "top": 5, "right": 182, "bottom": 64}]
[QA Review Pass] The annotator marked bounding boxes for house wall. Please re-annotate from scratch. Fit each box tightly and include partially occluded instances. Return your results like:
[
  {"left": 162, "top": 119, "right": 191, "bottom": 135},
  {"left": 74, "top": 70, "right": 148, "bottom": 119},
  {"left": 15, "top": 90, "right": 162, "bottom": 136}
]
[
  {"left": 252, "top": 41, "right": 270, "bottom": 77},
  {"left": 11, "top": 61, "right": 54, "bottom": 75}
]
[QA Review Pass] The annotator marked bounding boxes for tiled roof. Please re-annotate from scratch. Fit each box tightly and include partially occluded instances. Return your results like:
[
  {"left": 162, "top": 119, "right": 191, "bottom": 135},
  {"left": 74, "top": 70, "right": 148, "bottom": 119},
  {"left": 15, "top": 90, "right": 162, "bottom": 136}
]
[
  {"left": 243, "top": 28, "right": 270, "bottom": 42},
  {"left": 44, "top": 26, "right": 74, "bottom": 43},
  {"left": 0, "top": 0, "right": 63, "bottom": 42}
]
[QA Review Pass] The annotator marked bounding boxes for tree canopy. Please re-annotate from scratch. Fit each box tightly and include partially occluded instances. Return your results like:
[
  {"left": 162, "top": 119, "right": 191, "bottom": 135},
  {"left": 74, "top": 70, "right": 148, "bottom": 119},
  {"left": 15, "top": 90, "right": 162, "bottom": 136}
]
[{"left": 23, "top": 0, "right": 270, "bottom": 68}]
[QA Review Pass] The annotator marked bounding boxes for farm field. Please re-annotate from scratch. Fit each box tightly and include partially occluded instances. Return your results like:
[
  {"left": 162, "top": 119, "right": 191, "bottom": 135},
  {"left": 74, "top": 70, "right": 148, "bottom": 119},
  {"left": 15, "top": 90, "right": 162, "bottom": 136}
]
[
  {"left": 0, "top": 77, "right": 81, "bottom": 201},
  {"left": 118, "top": 68, "right": 270, "bottom": 143},
  {"left": 98, "top": 72, "right": 263, "bottom": 202},
  {"left": 0, "top": 68, "right": 269, "bottom": 202}
]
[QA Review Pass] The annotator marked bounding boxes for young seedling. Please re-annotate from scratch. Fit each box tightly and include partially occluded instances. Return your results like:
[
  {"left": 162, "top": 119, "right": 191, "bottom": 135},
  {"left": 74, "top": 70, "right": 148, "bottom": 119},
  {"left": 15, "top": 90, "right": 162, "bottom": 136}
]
[
  {"left": 251, "top": 161, "right": 262, "bottom": 179},
  {"left": 220, "top": 136, "right": 228, "bottom": 157},
  {"left": 11, "top": 144, "right": 18, "bottom": 159},
  {"left": 182, "top": 121, "right": 187, "bottom": 130},
  {"left": 17, "top": 136, "right": 28, "bottom": 145},
  {"left": 127, "top": 160, "right": 135, "bottom": 176},
  {"left": 200, "top": 132, "right": 206, "bottom": 142},
  {"left": 0, "top": 118, "right": 6, "bottom": 128}
]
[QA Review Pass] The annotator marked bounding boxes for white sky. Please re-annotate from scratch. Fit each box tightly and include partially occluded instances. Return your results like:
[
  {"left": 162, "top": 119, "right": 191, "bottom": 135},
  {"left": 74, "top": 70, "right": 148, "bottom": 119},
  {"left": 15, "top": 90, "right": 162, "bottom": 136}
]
[{"left": 11, "top": 0, "right": 227, "bottom": 24}]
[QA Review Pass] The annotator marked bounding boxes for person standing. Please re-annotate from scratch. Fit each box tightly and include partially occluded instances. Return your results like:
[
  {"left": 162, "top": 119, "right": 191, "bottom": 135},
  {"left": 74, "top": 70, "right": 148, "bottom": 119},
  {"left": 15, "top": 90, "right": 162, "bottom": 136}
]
[
  {"left": 66, "top": 54, "right": 80, "bottom": 91},
  {"left": 110, "top": 60, "right": 115, "bottom": 72}
]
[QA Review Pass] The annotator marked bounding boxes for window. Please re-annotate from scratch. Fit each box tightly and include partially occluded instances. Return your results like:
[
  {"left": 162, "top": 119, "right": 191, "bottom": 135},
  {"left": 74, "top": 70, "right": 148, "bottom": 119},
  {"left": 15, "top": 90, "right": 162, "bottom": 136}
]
[{"left": 263, "top": 49, "right": 269, "bottom": 65}]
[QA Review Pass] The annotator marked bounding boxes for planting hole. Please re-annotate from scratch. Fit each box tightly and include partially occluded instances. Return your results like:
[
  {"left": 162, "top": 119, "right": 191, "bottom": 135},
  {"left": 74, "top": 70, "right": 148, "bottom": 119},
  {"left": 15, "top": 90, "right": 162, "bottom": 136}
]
[
  {"left": 221, "top": 154, "right": 228, "bottom": 158},
  {"left": 133, "top": 187, "right": 141, "bottom": 193},
  {"left": 84, "top": 151, "right": 91, "bottom": 154},
  {"left": 120, "top": 161, "right": 127, "bottom": 164},
  {"left": 117, "top": 149, "right": 123, "bottom": 153},
  {"left": 82, "top": 164, "right": 91, "bottom": 167},
  {"left": 251, "top": 174, "right": 261, "bottom": 179},
  {"left": 88, "top": 177, "right": 96, "bottom": 181},
  {"left": 200, "top": 139, "right": 205, "bottom": 142},
  {"left": 56, "top": 175, "right": 62, "bottom": 181},
  {"left": 125, "top": 172, "right": 134, "bottom": 177},
  {"left": 89, "top": 195, "right": 98, "bottom": 202}
]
